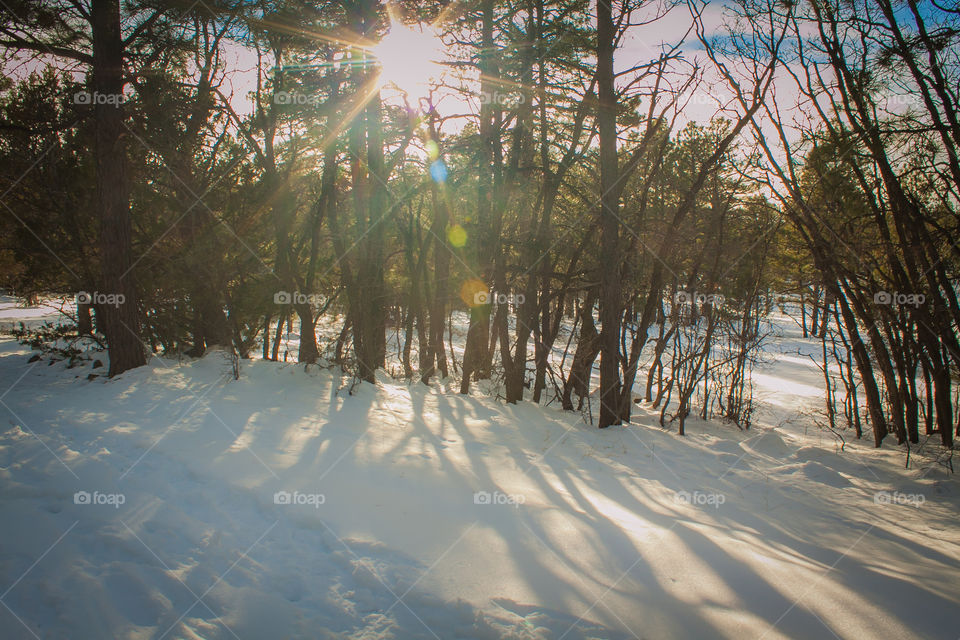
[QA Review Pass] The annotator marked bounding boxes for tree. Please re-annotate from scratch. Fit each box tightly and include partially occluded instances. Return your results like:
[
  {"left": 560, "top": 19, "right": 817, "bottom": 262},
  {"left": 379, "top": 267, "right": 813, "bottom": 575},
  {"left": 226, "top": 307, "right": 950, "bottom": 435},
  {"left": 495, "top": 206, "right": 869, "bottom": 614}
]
[{"left": 596, "top": 0, "right": 621, "bottom": 427}]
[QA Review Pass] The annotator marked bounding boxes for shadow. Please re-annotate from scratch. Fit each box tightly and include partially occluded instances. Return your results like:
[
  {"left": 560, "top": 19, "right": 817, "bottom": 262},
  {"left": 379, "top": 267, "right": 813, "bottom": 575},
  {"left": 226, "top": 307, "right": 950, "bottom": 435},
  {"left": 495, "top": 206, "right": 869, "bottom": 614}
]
[{"left": 2, "top": 345, "right": 958, "bottom": 640}]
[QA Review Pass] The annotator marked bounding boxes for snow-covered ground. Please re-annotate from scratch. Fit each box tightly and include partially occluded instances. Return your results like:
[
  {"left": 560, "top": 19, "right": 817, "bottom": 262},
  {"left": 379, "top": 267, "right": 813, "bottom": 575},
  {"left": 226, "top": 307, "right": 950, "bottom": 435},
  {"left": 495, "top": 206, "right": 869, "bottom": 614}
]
[{"left": 0, "top": 298, "right": 957, "bottom": 639}]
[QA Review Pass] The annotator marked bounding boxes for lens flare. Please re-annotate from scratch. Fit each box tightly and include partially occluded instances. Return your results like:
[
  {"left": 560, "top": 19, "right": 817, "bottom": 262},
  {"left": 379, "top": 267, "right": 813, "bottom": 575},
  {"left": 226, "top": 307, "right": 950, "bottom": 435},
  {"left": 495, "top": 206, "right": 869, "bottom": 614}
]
[
  {"left": 460, "top": 278, "right": 488, "bottom": 308},
  {"left": 372, "top": 21, "right": 443, "bottom": 96},
  {"left": 447, "top": 224, "right": 467, "bottom": 248}
]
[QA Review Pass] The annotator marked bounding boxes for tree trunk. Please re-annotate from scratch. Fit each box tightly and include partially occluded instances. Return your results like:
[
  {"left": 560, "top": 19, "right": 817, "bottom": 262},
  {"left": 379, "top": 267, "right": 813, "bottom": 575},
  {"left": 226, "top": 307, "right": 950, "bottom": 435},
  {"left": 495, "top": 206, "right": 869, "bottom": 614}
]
[
  {"left": 562, "top": 289, "right": 600, "bottom": 411},
  {"left": 295, "top": 304, "right": 319, "bottom": 364},
  {"left": 77, "top": 301, "right": 93, "bottom": 335},
  {"left": 91, "top": 0, "right": 145, "bottom": 376},
  {"left": 596, "top": 0, "right": 621, "bottom": 428}
]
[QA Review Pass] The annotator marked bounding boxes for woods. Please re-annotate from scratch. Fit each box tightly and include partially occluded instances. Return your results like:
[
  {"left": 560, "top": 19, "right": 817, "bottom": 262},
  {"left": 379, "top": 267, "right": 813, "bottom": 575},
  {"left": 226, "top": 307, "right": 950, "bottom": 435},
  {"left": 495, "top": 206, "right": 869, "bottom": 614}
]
[{"left": 2, "top": 0, "right": 957, "bottom": 455}]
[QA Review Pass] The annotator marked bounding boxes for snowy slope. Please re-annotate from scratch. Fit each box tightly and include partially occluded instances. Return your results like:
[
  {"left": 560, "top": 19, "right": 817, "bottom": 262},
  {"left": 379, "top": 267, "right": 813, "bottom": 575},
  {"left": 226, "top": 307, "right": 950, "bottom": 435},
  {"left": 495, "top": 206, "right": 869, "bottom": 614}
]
[{"left": 0, "top": 302, "right": 958, "bottom": 639}]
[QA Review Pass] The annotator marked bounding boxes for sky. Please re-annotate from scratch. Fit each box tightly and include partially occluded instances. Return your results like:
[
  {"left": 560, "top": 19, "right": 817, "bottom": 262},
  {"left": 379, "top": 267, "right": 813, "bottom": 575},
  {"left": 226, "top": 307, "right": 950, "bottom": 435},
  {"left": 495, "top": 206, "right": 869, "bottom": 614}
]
[{"left": 2, "top": 1, "right": 909, "bottom": 160}]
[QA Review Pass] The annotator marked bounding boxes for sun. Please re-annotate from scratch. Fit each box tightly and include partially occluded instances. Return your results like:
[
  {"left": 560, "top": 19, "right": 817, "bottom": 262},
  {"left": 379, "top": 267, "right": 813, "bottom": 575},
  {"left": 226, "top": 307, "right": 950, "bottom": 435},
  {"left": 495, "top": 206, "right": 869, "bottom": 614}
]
[{"left": 372, "top": 20, "right": 443, "bottom": 97}]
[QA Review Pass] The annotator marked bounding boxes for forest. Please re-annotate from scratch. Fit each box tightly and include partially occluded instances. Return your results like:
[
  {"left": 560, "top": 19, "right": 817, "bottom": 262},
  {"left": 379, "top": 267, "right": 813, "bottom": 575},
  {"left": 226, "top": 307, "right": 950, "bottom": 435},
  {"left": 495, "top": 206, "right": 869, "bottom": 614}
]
[
  {"left": 4, "top": 0, "right": 958, "bottom": 449},
  {"left": 0, "top": 2, "right": 959, "bottom": 636}
]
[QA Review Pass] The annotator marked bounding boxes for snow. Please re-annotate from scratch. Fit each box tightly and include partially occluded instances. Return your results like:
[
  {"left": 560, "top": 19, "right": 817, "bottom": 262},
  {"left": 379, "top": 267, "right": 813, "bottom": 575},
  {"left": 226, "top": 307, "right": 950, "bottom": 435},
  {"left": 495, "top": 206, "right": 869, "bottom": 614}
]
[
  {"left": 0, "top": 296, "right": 73, "bottom": 332},
  {"left": 0, "top": 300, "right": 958, "bottom": 639}
]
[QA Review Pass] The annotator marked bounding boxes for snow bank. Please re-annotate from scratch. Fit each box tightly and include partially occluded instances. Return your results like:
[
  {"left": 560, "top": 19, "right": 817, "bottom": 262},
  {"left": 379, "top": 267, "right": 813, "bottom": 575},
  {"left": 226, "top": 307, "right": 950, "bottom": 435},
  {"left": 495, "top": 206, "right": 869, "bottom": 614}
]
[{"left": 0, "top": 304, "right": 958, "bottom": 639}]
